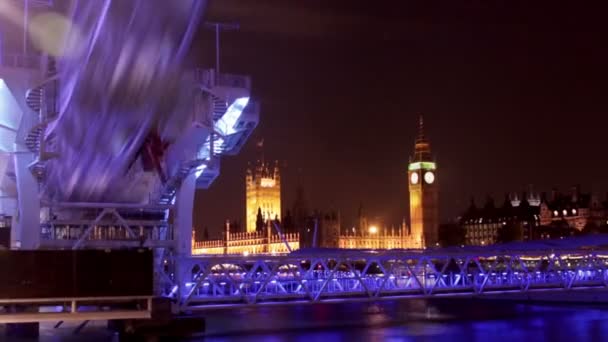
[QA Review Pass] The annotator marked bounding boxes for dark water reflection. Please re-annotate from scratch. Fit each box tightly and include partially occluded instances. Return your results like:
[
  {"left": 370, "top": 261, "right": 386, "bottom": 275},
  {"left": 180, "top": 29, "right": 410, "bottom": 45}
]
[
  {"left": 23, "top": 299, "right": 608, "bottom": 341},
  {"left": 199, "top": 299, "right": 608, "bottom": 342}
]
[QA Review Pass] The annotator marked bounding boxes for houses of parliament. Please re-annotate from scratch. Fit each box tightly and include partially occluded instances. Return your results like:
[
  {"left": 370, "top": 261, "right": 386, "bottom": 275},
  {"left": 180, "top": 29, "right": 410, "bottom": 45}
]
[{"left": 192, "top": 116, "right": 439, "bottom": 255}]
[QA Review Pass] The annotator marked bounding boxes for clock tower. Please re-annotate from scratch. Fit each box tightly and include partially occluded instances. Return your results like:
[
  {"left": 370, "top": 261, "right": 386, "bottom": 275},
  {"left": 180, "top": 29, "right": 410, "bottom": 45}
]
[{"left": 408, "top": 115, "right": 439, "bottom": 248}]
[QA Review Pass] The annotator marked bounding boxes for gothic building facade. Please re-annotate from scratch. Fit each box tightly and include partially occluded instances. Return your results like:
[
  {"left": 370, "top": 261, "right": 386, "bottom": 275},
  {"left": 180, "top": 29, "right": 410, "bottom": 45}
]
[
  {"left": 407, "top": 115, "right": 439, "bottom": 248},
  {"left": 460, "top": 187, "right": 608, "bottom": 246},
  {"left": 461, "top": 194, "right": 541, "bottom": 246},
  {"left": 192, "top": 220, "right": 299, "bottom": 255},
  {"left": 313, "top": 115, "right": 439, "bottom": 250},
  {"left": 193, "top": 116, "right": 441, "bottom": 254},
  {"left": 245, "top": 159, "right": 281, "bottom": 233},
  {"left": 538, "top": 187, "right": 607, "bottom": 230}
]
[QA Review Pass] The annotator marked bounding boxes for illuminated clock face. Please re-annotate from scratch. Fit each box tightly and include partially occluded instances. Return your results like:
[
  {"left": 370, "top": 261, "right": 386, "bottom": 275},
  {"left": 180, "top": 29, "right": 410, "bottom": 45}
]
[
  {"left": 410, "top": 172, "right": 419, "bottom": 185},
  {"left": 424, "top": 171, "right": 435, "bottom": 184}
]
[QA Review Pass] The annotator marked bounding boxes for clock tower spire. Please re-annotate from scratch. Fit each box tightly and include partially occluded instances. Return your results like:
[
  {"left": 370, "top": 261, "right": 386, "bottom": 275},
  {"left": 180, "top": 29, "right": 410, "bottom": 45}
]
[{"left": 408, "top": 114, "right": 439, "bottom": 248}]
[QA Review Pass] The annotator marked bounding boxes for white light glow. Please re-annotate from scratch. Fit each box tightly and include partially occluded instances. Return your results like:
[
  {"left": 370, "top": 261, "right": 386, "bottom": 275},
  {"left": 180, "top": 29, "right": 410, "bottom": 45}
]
[
  {"left": 0, "top": 79, "right": 17, "bottom": 152},
  {"left": 0, "top": 79, "right": 22, "bottom": 134},
  {"left": 410, "top": 172, "right": 419, "bottom": 185},
  {"left": 369, "top": 226, "right": 378, "bottom": 234},
  {"left": 260, "top": 178, "right": 276, "bottom": 187},
  {"left": 29, "top": 12, "right": 82, "bottom": 57},
  {"left": 194, "top": 164, "right": 207, "bottom": 178},
  {"left": 424, "top": 171, "right": 435, "bottom": 184},
  {"left": 216, "top": 97, "right": 249, "bottom": 136}
]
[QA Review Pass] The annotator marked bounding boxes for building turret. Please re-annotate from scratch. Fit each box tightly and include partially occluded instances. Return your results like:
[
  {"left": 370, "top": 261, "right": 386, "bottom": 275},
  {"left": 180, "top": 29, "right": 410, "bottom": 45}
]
[
  {"left": 274, "top": 160, "right": 280, "bottom": 183},
  {"left": 245, "top": 156, "right": 281, "bottom": 233},
  {"left": 571, "top": 185, "right": 580, "bottom": 203},
  {"left": 224, "top": 219, "right": 230, "bottom": 254},
  {"left": 510, "top": 193, "right": 521, "bottom": 207},
  {"left": 407, "top": 114, "right": 439, "bottom": 248},
  {"left": 246, "top": 165, "right": 253, "bottom": 182},
  {"left": 527, "top": 185, "right": 541, "bottom": 206}
]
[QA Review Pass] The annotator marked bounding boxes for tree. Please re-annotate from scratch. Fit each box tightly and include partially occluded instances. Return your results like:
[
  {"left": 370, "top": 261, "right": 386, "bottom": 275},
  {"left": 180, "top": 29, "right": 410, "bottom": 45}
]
[
  {"left": 582, "top": 221, "right": 600, "bottom": 235},
  {"left": 256, "top": 208, "right": 265, "bottom": 232},
  {"left": 497, "top": 222, "right": 523, "bottom": 243},
  {"left": 283, "top": 210, "right": 294, "bottom": 233},
  {"left": 230, "top": 220, "right": 241, "bottom": 233},
  {"left": 438, "top": 224, "right": 465, "bottom": 247}
]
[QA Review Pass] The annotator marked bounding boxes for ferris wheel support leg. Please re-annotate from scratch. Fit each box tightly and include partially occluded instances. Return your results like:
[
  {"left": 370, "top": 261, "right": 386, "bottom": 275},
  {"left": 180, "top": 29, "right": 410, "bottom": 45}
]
[
  {"left": 12, "top": 151, "right": 40, "bottom": 250},
  {"left": 173, "top": 172, "right": 196, "bottom": 307}
]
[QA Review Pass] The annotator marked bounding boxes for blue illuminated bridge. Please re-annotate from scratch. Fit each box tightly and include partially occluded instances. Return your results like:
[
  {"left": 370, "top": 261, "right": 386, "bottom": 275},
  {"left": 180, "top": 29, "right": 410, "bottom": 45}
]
[
  {"left": 2, "top": 236, "right": 608, "bottom": 324},
  {"left": 170, "top": 236, "right": 608, "bottom": 312}
]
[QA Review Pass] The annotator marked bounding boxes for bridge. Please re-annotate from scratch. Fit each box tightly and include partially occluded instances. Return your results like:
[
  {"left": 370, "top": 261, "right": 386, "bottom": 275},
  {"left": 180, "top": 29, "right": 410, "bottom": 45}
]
[
  {"left": 171, "top": 236, "right": 608, "bottom": 311},
  {"left": 3, "top": 237, "right": 608, "bottom": 324}
]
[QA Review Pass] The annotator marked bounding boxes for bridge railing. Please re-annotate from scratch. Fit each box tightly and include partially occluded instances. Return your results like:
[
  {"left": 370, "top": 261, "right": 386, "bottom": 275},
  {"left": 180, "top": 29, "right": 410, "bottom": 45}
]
[
  {"left": 0, "top": 296, "right": 153, "bottom": 324},
  {"left": 172, "top": 250, "right": 608, "bottom": 311}
]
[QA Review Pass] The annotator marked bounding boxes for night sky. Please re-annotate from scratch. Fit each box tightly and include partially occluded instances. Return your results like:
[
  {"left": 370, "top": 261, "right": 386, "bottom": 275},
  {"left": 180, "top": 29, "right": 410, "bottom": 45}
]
[{"left": 191, "top": 0, "right": 608, "bottom": 238}]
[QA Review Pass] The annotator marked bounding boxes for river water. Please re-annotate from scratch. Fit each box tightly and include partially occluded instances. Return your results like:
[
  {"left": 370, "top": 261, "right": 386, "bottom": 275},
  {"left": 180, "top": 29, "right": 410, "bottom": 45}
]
[{"left": 27, "top": 299, "right": 608, "bottom": 341}]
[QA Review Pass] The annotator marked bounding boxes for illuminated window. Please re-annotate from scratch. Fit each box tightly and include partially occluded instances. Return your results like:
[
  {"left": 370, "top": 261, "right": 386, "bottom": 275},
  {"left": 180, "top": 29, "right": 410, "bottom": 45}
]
[
  {"left": 553, "top": 210, "right": 559, "bottom": 216},
  {"left": 260, "top": 178, "right": 276, "bottom": 187},
  {"left": 572, "top": 209, "right": 577, "bottom": 215},
  {"left": 562, "top": 209, "right": 567, "bottom": 216}
]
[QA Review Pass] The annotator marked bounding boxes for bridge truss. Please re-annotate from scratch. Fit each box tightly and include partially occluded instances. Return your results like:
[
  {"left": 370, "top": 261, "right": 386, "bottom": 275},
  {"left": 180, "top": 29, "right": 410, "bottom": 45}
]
[{"left": 169, "top": 249, "right": 608, "bottom": 311}]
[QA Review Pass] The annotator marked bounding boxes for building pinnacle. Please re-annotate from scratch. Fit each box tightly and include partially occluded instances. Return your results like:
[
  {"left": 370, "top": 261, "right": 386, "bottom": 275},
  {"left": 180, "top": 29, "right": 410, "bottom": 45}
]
[{"left": 413, "top": 113, "right": 431, "bottom": 161}]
